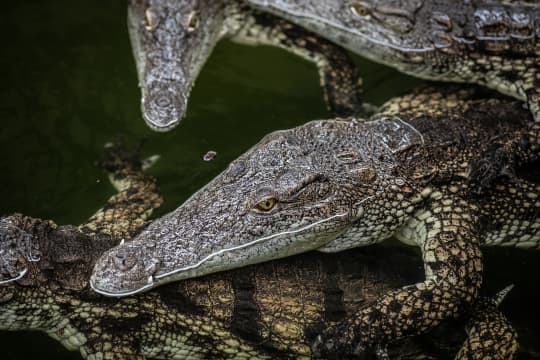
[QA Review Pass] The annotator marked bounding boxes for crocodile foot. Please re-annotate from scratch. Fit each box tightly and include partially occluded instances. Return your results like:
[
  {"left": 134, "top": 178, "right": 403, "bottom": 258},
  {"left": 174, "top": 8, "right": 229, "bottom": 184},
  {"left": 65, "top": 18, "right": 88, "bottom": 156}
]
[
  {"left": 99, "top": 140, "right": 160, "bottom": 187},
  {"left": 100, "top": 140, "right": 145, "bottom": 174}
]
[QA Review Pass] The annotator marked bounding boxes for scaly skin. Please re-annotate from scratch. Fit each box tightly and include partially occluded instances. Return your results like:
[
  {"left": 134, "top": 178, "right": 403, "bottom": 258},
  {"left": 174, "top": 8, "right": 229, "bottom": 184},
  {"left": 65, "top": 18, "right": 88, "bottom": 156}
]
[
  {"left": 89, "top": 87, "right": 540, "bottom": 356},
  {"left": 131, "top": 0, "right": 539, "bottom": 130},
  {"left": 455, "top": 288, "right": 518, "bottom": 360},
  {"left": 247, "top": 0, "right": 540, "bottom": 190},
  {"left": 0, "top": 143, "right": 519, "bottom": 359},
  {"left": 247, "top": 0, "right": 540, "bottom": 122},
  {"left": 128, "top": 0, "right": 362, "bottom": 131}
]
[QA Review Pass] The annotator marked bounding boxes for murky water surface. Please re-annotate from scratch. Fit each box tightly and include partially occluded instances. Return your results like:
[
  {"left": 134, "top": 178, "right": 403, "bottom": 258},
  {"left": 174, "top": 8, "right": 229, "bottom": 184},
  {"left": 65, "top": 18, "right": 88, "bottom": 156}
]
[{"left": 1, "top": 0, "right": 539, "bottom": 358}]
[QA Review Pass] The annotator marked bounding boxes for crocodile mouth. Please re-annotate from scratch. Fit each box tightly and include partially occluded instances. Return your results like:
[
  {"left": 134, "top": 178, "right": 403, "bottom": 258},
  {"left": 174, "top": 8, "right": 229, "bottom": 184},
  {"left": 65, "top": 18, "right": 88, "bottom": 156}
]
[
  {"left": 89, "top": 244, "right": 162, "bottom": 297},
  {"left": 151, "top": 212, "right": 351, "bottom": 281},
  {"left": 0, "top": 268, "right": 28, "bottom": 286},
  {"left": 89, "top": 213, "right": 350, "bottom": 297},
  {"left": 89, "top": 276, "right": 156, "bottom": 297}
]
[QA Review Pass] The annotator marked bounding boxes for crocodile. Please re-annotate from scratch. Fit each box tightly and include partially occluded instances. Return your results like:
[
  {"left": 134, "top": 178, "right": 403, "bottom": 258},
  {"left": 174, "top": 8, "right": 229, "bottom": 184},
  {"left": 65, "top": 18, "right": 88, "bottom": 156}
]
[
  {"left": 247, "top": 0, "right": 540, "bottom": 120},
  {"left": 0, "top": 142, "right": 520, "bottom": 359},
  {"left": 129, "top": 0, "right": 539, "bottom": 131},
  {"left": 128, "top": 0, "right": 363, "bottom": 131},
  {"left": 89, "top": 86, "right": 540, "bottom": 356}
]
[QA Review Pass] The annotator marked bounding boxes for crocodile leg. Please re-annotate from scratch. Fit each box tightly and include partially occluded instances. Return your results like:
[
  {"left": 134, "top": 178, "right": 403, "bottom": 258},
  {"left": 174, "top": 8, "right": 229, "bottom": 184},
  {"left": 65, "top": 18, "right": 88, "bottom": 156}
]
[
  {"left": 230, "top": 12, "right": 363, "bottom": 117},
  {"left": 456, "top": 287, "right": 518, "bottom": 360},
  {"left": 79, "top": 142, "right": 163, "bottom": 240},
  {"left": 376, "top": 289, "right": 519, "bottom": 360},
  {"left": 313, "top": 197, "right": 483, "bottom": 357}
]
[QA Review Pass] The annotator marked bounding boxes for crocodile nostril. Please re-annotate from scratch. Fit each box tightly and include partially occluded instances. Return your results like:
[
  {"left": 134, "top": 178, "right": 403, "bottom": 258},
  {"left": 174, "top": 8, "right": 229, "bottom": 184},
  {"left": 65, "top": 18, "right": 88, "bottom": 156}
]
[
  {"left": 144, "top": 257, "right": 160, "bottom": 275},
  {"left": 155, "top": 95, "right": 171, "bottom": 108},
  {"left": 113, "top": 253, "right": 136, "bottom": 272}
]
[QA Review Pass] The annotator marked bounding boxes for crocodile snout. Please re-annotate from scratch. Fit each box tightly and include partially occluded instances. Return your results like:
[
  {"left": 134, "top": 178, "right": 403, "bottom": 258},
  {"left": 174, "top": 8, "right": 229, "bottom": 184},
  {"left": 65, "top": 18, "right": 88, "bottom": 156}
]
[
  {"left": 90, "top": 243, "right": 161, "bottom": 297},
  {"left": 141, "top": 81, "right": 187, "bottom": 131}
]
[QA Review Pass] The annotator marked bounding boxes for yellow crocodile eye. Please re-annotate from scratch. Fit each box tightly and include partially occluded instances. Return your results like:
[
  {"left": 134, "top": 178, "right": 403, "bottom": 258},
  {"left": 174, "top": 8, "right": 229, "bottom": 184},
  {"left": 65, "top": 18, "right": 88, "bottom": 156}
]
[
  {"left": 256, "top": 198, "right": 276, "bottom": 211},
  {"left": 351, "top": 2, "right": 370, "bottom": 17}
]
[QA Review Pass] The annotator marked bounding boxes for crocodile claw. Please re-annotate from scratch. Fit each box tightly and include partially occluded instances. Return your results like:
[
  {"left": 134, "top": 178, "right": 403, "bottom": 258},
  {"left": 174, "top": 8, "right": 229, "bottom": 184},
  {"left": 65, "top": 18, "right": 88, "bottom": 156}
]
[
  {"left": 99, "top": 140, "right": 144, "bottom": 174},
  {"left": 141, "top": 154, "right": 160, "bottom": 171},
  {"left": 493, "top": 284, "right": 514, "bottom": 306}
]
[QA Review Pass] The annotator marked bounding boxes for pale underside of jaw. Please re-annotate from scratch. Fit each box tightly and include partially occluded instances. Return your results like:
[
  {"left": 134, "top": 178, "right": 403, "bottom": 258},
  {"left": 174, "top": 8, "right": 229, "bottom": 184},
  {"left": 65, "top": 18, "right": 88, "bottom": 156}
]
[
  {"left": 89, "top": 213, "right": 349, "bottom": 297},
  {"left": 89, "top": 276, "right": 156, "bottom": 298},
  {"left": 0, "top": 268, "right": 28, "bottom": 285},
  {"left": 144, "top": 116, "right": 181, "bottom": 132}
]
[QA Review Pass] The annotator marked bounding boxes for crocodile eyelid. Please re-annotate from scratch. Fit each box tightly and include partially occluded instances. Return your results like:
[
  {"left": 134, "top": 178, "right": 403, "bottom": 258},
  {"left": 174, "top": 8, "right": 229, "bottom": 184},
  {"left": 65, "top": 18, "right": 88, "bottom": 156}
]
[
  {"left": 251, "top": 177, "right": 326, "bottom": 210},
  {"left": 375, "top": 6, "right": 415, "bottom": 22},
  {"left": 282, "top": 173, "right": 328, "bottom": 199}
]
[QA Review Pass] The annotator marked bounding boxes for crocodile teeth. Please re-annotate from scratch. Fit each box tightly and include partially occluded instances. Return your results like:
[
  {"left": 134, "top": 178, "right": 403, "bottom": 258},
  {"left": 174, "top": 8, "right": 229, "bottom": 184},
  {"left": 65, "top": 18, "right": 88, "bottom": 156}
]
[{"left": 147, "top": 275, "right": 154, "bottom": 285}]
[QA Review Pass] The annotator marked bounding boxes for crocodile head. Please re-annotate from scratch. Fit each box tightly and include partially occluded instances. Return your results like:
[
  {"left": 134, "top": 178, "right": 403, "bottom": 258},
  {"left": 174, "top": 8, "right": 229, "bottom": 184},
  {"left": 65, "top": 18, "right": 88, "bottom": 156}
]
[
  {"left": 0, "top": 217, "right": 38, "bottom": 288},
  {"left": 90, "top": 116, "right": 422, "bottom": 297},
  {"left": 129, "top": 0, "right": 228, "bottom": 131},
  {"left": 0, "top": 217, "right": 40, "bottom": 307},
  {"left": 247, "top": 0, "right": 459, "bottom": 73}
]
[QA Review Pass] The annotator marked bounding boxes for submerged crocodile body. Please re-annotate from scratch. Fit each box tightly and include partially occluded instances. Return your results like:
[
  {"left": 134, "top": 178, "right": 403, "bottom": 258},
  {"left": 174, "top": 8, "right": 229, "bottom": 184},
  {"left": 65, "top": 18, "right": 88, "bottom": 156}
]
[
  {"left": 90, "top": 86, "right": 540, "bottom": 356},
  {"left": 130, "top": 0, "right": 539, "bottom": 130},
  {"left": 0, "top": 143, "right": 519, "bottom": 359}
]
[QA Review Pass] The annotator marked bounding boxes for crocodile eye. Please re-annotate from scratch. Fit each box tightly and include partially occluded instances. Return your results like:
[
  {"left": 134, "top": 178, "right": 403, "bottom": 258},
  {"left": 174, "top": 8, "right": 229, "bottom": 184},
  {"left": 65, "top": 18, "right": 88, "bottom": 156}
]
[
  {"left": 114, "top": 253, "right": 136, "bottom": 271},
  {"left": 351, "top": 2, "right": 371, "bottom": 17},
  {"left": 256, "top": 198, "right": 277, "bottom": 211},
  {"left": 186, "top": 11, "right": 200, "bottom": 33}
]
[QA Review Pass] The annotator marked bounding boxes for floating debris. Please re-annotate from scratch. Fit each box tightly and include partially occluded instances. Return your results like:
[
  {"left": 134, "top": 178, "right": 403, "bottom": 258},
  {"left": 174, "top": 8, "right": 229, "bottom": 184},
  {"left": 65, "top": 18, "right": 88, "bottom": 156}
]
[{"left": 203, "top": 150, "right": 217, "bottom": 161}]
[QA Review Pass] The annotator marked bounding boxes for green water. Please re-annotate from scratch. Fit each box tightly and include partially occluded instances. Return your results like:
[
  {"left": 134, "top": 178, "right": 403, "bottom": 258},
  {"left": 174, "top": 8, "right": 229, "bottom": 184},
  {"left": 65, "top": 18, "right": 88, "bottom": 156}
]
[{"left": 1, "top": 0, "right": 539, "bottom": 358}]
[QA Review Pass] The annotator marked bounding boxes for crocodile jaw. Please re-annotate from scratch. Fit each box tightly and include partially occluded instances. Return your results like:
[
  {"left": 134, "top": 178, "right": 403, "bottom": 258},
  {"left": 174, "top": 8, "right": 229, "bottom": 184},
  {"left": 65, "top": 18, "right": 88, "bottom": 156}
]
[
  {"left": 89, "top": 212, "right": 350, "bottom": 297},
  {"left": 128, "top": 0, "right": 230, "bottom": 130},
  {"left": 89, "top": 119, "right": 404, "bottom": 297}
]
